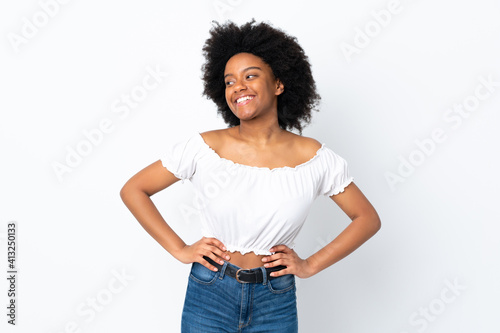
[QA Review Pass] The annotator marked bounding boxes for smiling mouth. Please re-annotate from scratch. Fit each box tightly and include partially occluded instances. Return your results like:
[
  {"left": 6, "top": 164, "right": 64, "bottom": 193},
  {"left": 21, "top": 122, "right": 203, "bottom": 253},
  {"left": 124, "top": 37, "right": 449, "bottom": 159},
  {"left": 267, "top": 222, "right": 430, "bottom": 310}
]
[{"left": 236, "top": 95, "right": 255, "bottom": 105}]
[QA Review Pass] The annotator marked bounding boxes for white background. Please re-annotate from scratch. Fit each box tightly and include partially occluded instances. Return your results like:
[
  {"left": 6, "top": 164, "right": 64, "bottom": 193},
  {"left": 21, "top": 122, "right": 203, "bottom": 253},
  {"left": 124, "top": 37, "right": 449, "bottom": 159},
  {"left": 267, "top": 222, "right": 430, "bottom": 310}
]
[{"left": 1, "top": 0, "right": 499, "bottom": 332}]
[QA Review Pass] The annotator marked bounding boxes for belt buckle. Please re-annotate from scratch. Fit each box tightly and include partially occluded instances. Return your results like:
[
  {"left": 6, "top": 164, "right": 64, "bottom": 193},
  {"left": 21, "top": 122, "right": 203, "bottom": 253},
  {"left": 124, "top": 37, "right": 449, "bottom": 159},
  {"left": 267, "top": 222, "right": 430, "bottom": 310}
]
[{"left": 235, "top": 268, "right": 247, "bottom": 283}]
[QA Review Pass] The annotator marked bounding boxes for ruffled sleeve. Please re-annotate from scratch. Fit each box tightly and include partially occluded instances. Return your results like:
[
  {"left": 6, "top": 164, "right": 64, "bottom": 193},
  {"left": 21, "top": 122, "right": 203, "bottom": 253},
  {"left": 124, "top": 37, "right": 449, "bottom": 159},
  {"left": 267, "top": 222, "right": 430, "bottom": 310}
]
[
  {"left": 319, "top": 146, "right": 354, "bottom": 197},
  {"left": 160, "top": 131, "right": 200, "bottom": 184}
]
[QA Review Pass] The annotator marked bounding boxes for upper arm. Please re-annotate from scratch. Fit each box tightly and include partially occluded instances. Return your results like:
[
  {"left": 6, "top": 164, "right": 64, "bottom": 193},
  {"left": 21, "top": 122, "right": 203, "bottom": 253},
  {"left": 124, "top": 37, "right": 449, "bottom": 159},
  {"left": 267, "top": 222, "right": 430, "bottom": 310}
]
[
  {"left": 330, "top": 181, "right": 380, "bottom": 223},
  {"left": 120, "top": 160, "right": 181, "bottom": 198}
]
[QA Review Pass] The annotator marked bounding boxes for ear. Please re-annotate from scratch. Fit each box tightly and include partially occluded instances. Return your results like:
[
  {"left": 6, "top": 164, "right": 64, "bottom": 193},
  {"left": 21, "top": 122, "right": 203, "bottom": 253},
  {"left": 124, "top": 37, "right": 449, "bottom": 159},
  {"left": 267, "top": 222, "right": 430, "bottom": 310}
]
[{"left": 275, "top": 78, "right": 285, "bottom": 96}]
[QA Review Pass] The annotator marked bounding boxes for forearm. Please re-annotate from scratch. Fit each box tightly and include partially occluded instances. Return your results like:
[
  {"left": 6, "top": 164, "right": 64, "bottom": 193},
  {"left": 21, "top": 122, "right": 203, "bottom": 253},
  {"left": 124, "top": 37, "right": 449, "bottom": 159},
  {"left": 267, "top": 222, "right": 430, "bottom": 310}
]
[
  {"left": 306, "top": 214, "right": 381, "bottom": 276},
  {"left": 120, "top": 186, "right": 186, "bottom": 257}
]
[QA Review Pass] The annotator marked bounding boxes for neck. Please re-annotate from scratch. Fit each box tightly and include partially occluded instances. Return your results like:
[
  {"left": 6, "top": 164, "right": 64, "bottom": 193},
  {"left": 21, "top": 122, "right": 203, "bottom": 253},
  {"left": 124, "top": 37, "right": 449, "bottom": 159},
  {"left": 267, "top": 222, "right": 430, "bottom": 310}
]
[{"left": 233, "top": 121, "right": 285, "bottom": 147}]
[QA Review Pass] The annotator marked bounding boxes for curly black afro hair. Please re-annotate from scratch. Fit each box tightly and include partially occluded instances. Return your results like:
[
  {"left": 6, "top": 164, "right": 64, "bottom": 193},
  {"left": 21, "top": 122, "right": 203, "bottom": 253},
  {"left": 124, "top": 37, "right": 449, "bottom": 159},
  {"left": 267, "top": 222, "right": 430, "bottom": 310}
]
[{"left": 201, "top": 19, "right": 321, "bottom": 135}]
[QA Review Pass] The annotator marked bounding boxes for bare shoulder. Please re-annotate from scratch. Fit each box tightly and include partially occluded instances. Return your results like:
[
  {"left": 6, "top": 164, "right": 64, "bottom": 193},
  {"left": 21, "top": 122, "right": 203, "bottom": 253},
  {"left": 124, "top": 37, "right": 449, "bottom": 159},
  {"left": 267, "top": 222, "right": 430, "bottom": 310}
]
[
  {"left": 199, "top": 128, "right": 224, "bottom": 138},
  {"left": 286, "top": 132, "right": 323, "bottom": 154},
  {"left": 199, "top": 128, "right": 231, "bottom": 148},
  {"left": 300, "top": 135, "right": 323, "bottom": 151}
]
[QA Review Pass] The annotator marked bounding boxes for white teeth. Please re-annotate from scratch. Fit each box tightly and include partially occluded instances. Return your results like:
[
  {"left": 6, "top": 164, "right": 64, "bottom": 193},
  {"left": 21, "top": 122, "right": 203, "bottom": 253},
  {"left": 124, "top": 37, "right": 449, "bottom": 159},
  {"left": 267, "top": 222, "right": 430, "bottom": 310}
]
[{"left": 236, "top": 96, "right": 254, "bottom": 103}]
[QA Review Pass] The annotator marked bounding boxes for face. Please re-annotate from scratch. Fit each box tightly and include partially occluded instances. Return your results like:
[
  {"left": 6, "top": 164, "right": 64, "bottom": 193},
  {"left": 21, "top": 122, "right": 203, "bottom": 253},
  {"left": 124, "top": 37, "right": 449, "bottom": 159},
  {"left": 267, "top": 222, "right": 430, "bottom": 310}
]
[{"left": 224, "top": 52, "right": 284, "bottom": 122}]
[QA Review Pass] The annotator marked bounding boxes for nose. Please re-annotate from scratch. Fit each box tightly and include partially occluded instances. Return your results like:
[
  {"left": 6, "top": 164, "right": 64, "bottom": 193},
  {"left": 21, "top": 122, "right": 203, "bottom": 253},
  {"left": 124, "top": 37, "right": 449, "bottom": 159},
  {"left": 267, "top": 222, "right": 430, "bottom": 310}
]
[{"left": 232, "top": 80, "right": 246, "bottom": 92}]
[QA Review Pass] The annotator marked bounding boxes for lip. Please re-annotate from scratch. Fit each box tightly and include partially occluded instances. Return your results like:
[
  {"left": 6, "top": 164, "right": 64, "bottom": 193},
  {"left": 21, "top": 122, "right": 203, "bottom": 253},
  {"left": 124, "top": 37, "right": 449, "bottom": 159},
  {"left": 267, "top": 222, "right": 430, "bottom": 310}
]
[{"left": 234, "top": 95, "right": 255, "bottom": 106}]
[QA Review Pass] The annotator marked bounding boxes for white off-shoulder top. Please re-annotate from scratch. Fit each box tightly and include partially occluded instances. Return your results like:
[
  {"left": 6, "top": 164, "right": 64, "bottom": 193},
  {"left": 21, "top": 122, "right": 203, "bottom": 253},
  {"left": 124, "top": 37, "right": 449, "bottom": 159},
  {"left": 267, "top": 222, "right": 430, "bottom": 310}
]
[{"left": 160, "top": 131, "right": 354, "bottom": 255}]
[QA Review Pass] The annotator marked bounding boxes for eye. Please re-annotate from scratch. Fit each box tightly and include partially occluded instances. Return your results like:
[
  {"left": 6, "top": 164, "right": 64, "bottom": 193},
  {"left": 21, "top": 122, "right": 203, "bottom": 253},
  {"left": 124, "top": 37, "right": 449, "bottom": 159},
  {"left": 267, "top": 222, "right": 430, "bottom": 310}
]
[
  {"left": 225, "top": 81, "right": 234, "bottom": 86},
  {"left": 246, "top": 74, "right": 257, "bottom": 79}
]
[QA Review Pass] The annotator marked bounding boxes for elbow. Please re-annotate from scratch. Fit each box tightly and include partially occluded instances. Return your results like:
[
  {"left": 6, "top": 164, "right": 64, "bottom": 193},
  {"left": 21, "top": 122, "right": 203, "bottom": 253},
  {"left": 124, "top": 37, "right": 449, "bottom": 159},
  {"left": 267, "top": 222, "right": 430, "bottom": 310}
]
[
  {"left": 356, "top": 209, "right": 381, "bottom": 235},
  {"left": 120, "top": 182, "right": 150, "bottom": 203},
  {"left": 120, "top": 182, "right": 139, "bottom": 203},
  {"left": 119, "top": 184, "right": 130, "bottom": 202},
  {"left": 371, "top": 212, "right": 382, "bottom": 234}
]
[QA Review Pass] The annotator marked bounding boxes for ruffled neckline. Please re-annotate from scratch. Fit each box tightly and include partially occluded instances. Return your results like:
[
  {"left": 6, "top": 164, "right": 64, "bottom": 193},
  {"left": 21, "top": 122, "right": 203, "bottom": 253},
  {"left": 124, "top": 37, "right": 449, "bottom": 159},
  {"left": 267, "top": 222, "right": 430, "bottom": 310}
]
[{"left": 196, "top": 132, "right": 326, "bottom": 172}]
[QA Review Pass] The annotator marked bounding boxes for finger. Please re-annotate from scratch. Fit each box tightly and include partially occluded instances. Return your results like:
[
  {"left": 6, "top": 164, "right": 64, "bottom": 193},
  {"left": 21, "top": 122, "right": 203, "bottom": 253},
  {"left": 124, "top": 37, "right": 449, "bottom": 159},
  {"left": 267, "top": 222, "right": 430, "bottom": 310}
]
[
  {"left": 269, "top": 244, "right": 290, "bottom": 253},
  {"left": 205, "top": 237, "right": 227, "bottom": 252},
  {"left": 196, "top": 238, "right": 228, "bottom": 261},
  {"left": 264, "top": 257, "right": 286, "bottom": 268},
  {"left": 263, "top": 252, "right": 285, "bottom": 263},
  {"left": 200, "top": 258, "right": 219, "bottom": 272},
  {"left": 192, "top": 243, "right": 222, "bottom": 265},
  {"left": 206, "top": 244, "right": 230, "bottom": 261},
  {"left": 269, "top": 267, "right": 289, "bottom": 277},
  {"left": 202, "top": 250, "right": 226, "bottom": 265},
  {"left": 204, "top": 238, "right": 229, "bottom": 260}
]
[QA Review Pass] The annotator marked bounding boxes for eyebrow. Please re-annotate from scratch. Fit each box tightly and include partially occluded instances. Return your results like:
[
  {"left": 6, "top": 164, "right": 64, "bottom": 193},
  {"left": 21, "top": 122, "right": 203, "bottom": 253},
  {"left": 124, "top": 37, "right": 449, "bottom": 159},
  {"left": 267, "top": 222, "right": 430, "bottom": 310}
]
[{"left": 224, "top": 66, "right": 262, "bottom": 79}]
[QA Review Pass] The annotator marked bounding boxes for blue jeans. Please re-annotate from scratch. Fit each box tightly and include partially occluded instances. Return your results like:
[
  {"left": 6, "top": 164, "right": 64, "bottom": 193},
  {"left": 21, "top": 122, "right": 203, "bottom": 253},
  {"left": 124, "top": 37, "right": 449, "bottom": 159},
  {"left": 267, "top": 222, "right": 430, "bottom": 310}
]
[{"left": 181, "top": 261, "right": 298, "bottom": 332}]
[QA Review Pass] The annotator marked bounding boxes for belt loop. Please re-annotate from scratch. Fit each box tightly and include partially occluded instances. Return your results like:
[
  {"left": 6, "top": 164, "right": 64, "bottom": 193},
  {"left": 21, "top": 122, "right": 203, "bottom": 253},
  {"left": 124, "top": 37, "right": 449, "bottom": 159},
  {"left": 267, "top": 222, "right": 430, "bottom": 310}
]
[
  {"left": 219, "top": 261, "right": 228, "bottom": 280},
  {"left": 260, "top": 266, "right": 267, "bottom": 285}
]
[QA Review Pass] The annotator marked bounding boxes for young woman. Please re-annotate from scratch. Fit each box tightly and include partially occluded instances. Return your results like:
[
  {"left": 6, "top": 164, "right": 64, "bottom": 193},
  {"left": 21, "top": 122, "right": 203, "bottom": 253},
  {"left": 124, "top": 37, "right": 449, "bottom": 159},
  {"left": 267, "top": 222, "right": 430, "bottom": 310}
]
[{"left": 120, "top": 20, "right": 381, "bottom": 332}]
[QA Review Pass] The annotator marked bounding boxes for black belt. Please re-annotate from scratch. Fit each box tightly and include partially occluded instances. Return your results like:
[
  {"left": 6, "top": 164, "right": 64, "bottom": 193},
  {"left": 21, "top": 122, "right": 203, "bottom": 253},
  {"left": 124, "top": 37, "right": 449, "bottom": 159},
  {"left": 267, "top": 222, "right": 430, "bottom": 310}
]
[{"left": 203, "top": 256, "right": 287, "bottom": 283}]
